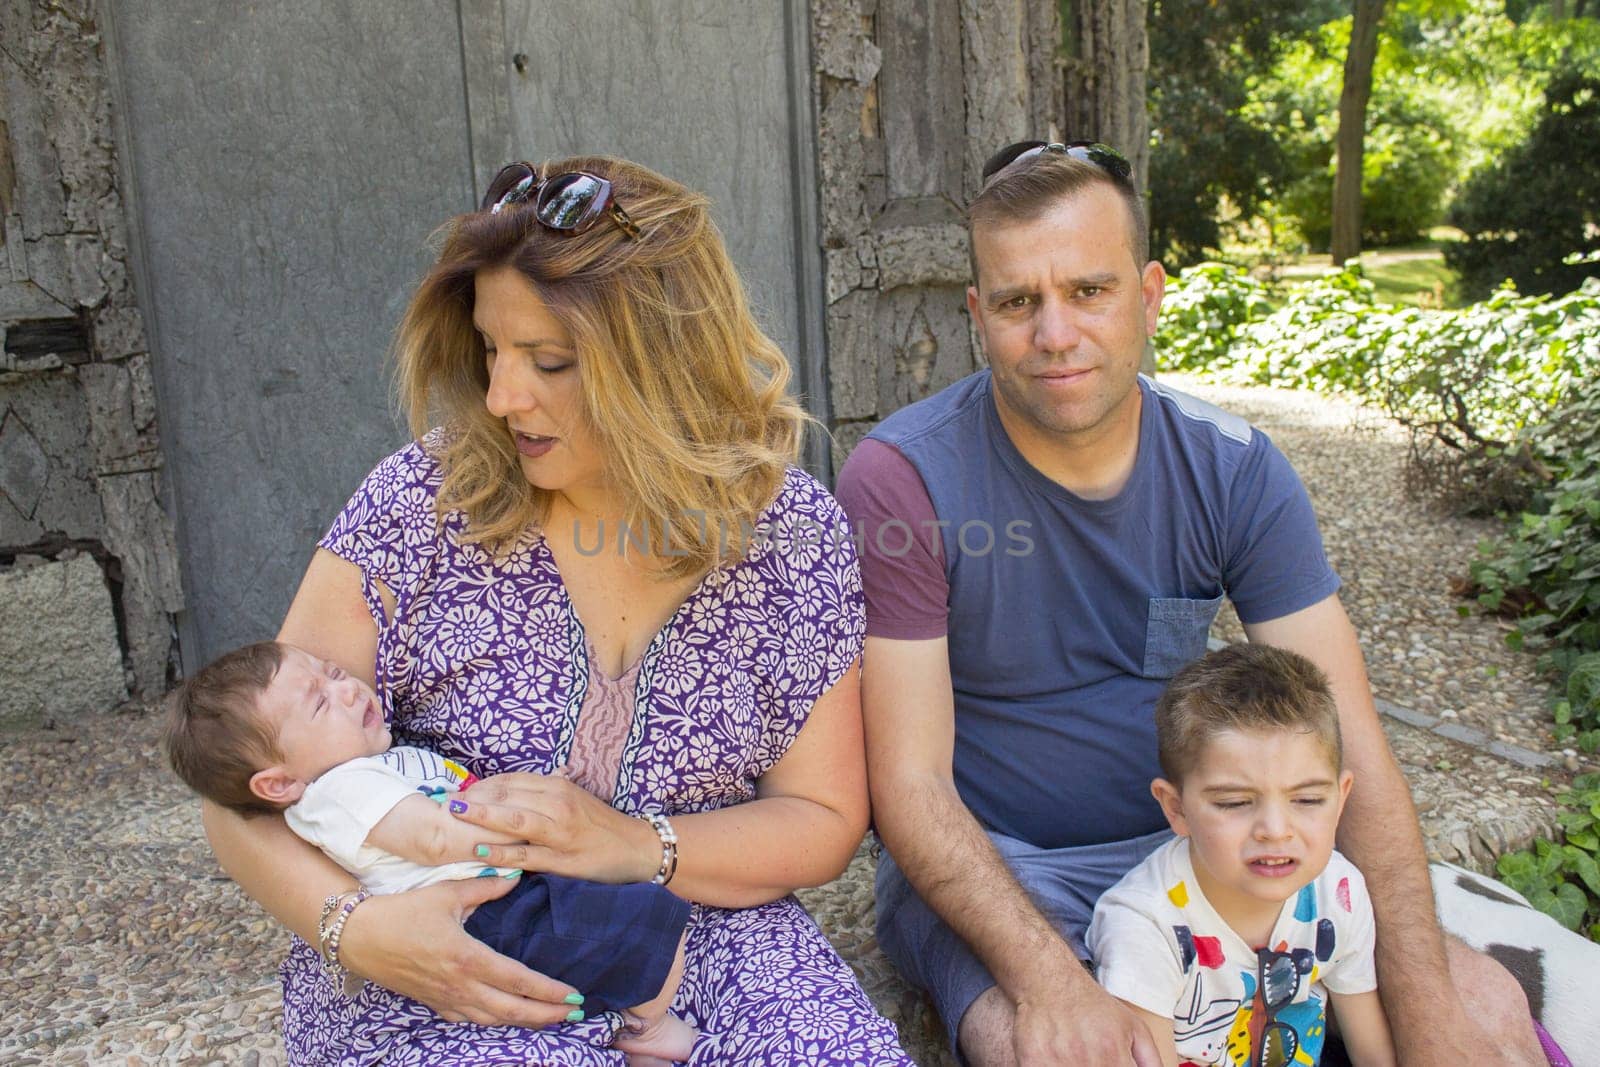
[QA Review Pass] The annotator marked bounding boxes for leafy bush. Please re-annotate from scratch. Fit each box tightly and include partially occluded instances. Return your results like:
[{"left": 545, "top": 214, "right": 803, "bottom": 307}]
[
  {"left": 1157, "top": 268, "right": 1600, "bottom": 511},
  {"left": 1152, "top": 263, "right": 1277, "bottom": 372},
  {"left": 1497, "top": 774, "right": 1600, "bottom": 938},
  {"left": 1479, "top": 379, "right": 1600, "bottom": 939},
  {"left": 1470, "top": 370, "right": 1600, "bottom": 748},
  {"left": 1447, "top": 69, "right": 1600, "bottom": 299}
]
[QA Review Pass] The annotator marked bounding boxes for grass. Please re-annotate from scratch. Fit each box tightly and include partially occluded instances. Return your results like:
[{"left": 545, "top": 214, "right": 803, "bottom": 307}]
[
  {"left": 1363, "top": 254, "right": 1459, "bottom": 308},
  {"left": 1265, "top": 232, "right": 1466, "bottom": 308}
]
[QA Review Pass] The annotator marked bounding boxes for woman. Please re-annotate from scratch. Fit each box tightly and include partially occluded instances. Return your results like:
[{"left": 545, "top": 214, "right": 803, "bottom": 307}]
[{"left": 204, "top": 156, "right": 912, "bottom": 1065}]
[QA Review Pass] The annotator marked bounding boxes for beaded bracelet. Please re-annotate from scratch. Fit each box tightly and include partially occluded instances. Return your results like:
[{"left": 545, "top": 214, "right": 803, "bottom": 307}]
[
  {"left": 318, "top": 889, "right": 349, "bottom": 933},
  {"left": 316, "top": 888, "right": 371, "bottom": 994},
  {"left": 645, "top": 813, "right": 678, "bottom": 886}
]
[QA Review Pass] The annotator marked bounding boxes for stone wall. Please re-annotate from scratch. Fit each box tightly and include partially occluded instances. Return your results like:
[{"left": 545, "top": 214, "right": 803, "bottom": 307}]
[
  {"left": 811, "top": 0, "right": 1064, "bottom": 464},
  {"left": 0, "top": 0, "right": 181, "bottom": 722}
]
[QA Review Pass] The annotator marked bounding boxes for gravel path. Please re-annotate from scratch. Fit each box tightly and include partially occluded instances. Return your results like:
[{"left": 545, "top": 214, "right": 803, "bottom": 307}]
[{"left": 1, "top": 377, "right": 1579, "bottom": 1065}]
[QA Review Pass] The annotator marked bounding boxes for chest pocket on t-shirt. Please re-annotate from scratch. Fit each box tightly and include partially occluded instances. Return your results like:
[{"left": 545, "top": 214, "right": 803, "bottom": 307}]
[{"left": 1142, "top": 595, "right": 1224, "bottom": 679}]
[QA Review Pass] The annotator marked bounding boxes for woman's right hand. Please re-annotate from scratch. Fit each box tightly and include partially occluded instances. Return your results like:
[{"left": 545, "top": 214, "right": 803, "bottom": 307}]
[{"left": 336, "top": 875, "right": 584, "bottom": 1028}]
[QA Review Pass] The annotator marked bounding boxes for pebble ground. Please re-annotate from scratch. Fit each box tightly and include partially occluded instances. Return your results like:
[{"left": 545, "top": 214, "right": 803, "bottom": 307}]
[{"left": 2, "top": 378, "right": 1580, "bottom": 1065}]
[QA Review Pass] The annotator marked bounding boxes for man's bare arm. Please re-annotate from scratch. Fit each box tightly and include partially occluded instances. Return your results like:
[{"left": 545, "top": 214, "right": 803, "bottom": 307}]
[
  {"left": 863, "top": 635, "right": 1158, "bottom": 1065},
  {"left": 1242, "top": 595, "right": 1524, "bottom": 1066}
]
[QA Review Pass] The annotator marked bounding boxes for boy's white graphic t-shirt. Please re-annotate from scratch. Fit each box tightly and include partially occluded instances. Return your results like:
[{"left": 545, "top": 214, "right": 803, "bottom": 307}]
[
  {"left": 1087, "top": 837, "right": 1376, "bottom": 1066},
  {"left": 285, "top": 746, "right": 516, "bottom": 894}
]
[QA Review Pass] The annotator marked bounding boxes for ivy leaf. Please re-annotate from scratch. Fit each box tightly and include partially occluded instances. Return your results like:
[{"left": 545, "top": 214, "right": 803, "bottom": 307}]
[
  {"left": 1497, "top": 850, "right": 1540, "bottom": 891},
  {"left": 1549, "top": 883, "right": 1590, "bottom": 931},
  {"left": 1567, "top": 830, "right": 1599, "bottom": 851},
  {"left": 1569, "top": 851, "right": 1600, "bottom": 898}
]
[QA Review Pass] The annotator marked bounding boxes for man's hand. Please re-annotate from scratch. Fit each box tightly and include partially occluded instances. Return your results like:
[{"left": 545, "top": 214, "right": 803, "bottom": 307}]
[
  {"left": 1395, "top": 1015, "right": 1542, "bottom": 1067},
  {"left": 1382, "top": 941, "right": 1547, "bottom": 1067},
  {"left": 1009, "top": 967, "right": 1163, "bottom": 1067}
]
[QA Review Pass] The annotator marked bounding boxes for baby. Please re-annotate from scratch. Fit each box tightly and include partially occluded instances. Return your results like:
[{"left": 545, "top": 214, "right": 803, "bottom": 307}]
[
  {"left": 164, "top": 640, "right": 696, "bottom": 1065},
  {"left": 1087, "top": 644, "right": 1395, "bottom": 1067}
]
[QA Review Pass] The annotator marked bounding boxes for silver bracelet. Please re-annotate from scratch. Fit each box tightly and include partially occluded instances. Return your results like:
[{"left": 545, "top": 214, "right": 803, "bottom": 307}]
[
  {"left": 316, "top": 888, "right": 371, "bottom": 993},
  {"left": 645, "top": 813, "right": 678, "bottom": 886},
  {"left": 318, "top": 890, "right": 347, "bottom": 932}
]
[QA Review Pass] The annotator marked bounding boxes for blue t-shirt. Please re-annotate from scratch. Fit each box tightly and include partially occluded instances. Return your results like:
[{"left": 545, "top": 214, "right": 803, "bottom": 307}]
[{"left": 835, "top": 372, "right": 1340, "bottom": 848}]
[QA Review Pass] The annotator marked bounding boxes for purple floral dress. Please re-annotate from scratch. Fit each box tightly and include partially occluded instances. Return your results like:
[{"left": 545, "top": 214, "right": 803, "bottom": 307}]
[{"left": 280, "top": 436, "right": 912, "bottom": 1065}]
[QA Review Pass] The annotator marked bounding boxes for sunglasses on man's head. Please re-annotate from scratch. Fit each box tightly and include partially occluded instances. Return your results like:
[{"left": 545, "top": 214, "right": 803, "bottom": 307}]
[
  {"left": 480, "top": 161, "right": 642, "bottom": 240},
  {"left": 979, "top": 140, "right": 1133, "bottom": 185}
]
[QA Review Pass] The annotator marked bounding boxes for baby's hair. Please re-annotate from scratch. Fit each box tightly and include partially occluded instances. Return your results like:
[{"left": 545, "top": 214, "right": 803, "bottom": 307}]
[
  {"left": 162, "top": 640, "right": 288, "bottom": 816},
  {"left": 1155, "top": 644, "right": 1341, "bottom": 784}
]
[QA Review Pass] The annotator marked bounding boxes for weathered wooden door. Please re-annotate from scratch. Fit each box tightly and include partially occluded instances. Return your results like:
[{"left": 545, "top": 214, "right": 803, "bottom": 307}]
[{"left": 464, "top": 0, "right": 827, "bottom": 445}]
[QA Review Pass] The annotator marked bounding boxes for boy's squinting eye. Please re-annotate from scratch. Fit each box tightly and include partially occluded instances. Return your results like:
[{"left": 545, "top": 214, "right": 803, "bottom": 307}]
[{"left": 1292, "top": 796, "right": 1328, "bottom": 807}]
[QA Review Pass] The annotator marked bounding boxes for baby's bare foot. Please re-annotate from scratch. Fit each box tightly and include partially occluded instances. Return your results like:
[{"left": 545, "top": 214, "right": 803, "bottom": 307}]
[{"left": 614, "top": 1009, "right": 698, "bottom": 1065}]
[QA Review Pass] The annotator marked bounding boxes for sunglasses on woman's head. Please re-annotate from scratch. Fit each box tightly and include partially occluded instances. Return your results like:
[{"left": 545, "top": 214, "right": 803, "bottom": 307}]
[
  {"left": 480, "top": 161, "right": 642, "bottom": 240},
  {"left": 979, "top": 140, "right": 1133, "bottom": 185}
]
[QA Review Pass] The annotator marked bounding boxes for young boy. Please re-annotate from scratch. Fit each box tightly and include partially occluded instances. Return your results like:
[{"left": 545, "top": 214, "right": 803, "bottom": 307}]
[
  {"left": 165, "top": 640, "right": 697, "bottom": 1065},
  {"left": 1086, "top": 644, "right": 1395, "bottom": 1067}
]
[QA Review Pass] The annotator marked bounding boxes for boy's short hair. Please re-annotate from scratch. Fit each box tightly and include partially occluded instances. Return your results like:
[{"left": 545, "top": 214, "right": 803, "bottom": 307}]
[
  {"left": 162, "top": 640, "right": 287, "bottom": 816},
  {"left": 1156, "top": 644, "right": 1341, "bottom": 784}
]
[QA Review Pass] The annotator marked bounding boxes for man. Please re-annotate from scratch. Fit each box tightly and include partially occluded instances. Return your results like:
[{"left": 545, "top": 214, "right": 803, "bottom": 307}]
[{"left": 834, "top": 141, "right": 1544, "bottom": 1066}]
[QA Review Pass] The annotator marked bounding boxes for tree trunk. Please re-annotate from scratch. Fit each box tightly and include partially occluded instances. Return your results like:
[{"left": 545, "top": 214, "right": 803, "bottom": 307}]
[
  {"left": 1331, "top": 0, "right": 1385, "bottom": 264},
  {"left": 811, "top": 0, "right": 1070, "bottom": 471},
  {"left": 1061, "top": 0, "right": 1153, "bottom": 372},
  {"left": 1061, "top": 0, "right": 1151, "bottom": 195}
]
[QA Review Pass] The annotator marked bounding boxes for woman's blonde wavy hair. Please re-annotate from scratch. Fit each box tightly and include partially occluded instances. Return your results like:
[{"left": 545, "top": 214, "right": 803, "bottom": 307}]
[{"left": 394, "top": 155, "right": 814, "bottom": 579}]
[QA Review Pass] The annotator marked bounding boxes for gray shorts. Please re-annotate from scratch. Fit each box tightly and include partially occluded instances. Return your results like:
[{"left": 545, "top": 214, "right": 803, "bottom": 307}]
[{"left": 874, "top": 827, "right": 1174, "bottom": 1058}]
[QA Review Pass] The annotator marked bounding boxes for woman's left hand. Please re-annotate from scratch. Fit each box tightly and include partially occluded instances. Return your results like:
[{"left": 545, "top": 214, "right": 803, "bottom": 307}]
[{"left": 450, "top": 770, "right": 661, "bottom": 884}]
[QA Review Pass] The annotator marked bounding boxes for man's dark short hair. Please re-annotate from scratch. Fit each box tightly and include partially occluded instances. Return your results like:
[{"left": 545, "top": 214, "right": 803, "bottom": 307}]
[
  {"left": 163, "top": 640, "right": 288, "bottom": 816},
  {"left": 966, "top": 152, "right": 1150, "bottom": 271},
  {"left": 1155, "top": 643, "right": 1342, "bottom": 785}
]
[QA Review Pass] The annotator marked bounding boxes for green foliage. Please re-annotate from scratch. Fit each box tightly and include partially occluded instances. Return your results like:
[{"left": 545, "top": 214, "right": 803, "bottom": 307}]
[
  {"left": 1156, "top": 266, "right": 1600, "bottom": 465},
  {"left": 1267, "top": 65, "right": 1459, "bottom": 250},
  {"left": 1146, "top": 0, "right": 1336, "bottom": 266},
  {"left": 1496, "top": 774, "right": 1600, "bottom": 938},
  {"left": 1471, "top": 370, "right": 1600, "bottom": 746},
  {"left": 1447, "top": 69, "right": 1600, "bottom": 299},
  {"left": 1149, "top": 263, "right": 1277, "bottom": 372},
  {"left": 1146, "top": 0, "right": 1600, "bottom": 266}
]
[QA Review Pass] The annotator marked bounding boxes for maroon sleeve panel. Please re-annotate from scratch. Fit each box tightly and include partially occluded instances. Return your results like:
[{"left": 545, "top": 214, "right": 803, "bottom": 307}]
[{"left": 834, "top": 438, "right": 950, "bottom": 639}]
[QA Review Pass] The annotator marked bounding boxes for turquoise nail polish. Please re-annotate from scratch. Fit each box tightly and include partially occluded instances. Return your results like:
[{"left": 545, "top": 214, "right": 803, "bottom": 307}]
[
  {"left": 475, "top": 844, "right": 490, "bottom": 858},
  {"left": 564, "top": 992, "right": 585, "bottom": 1006},
  {"left": 477, "top": 867, "right": 497, "bottom": 877},
  {"left": 565, "top": 1008, "right": 585, "bottom": 1022}
]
